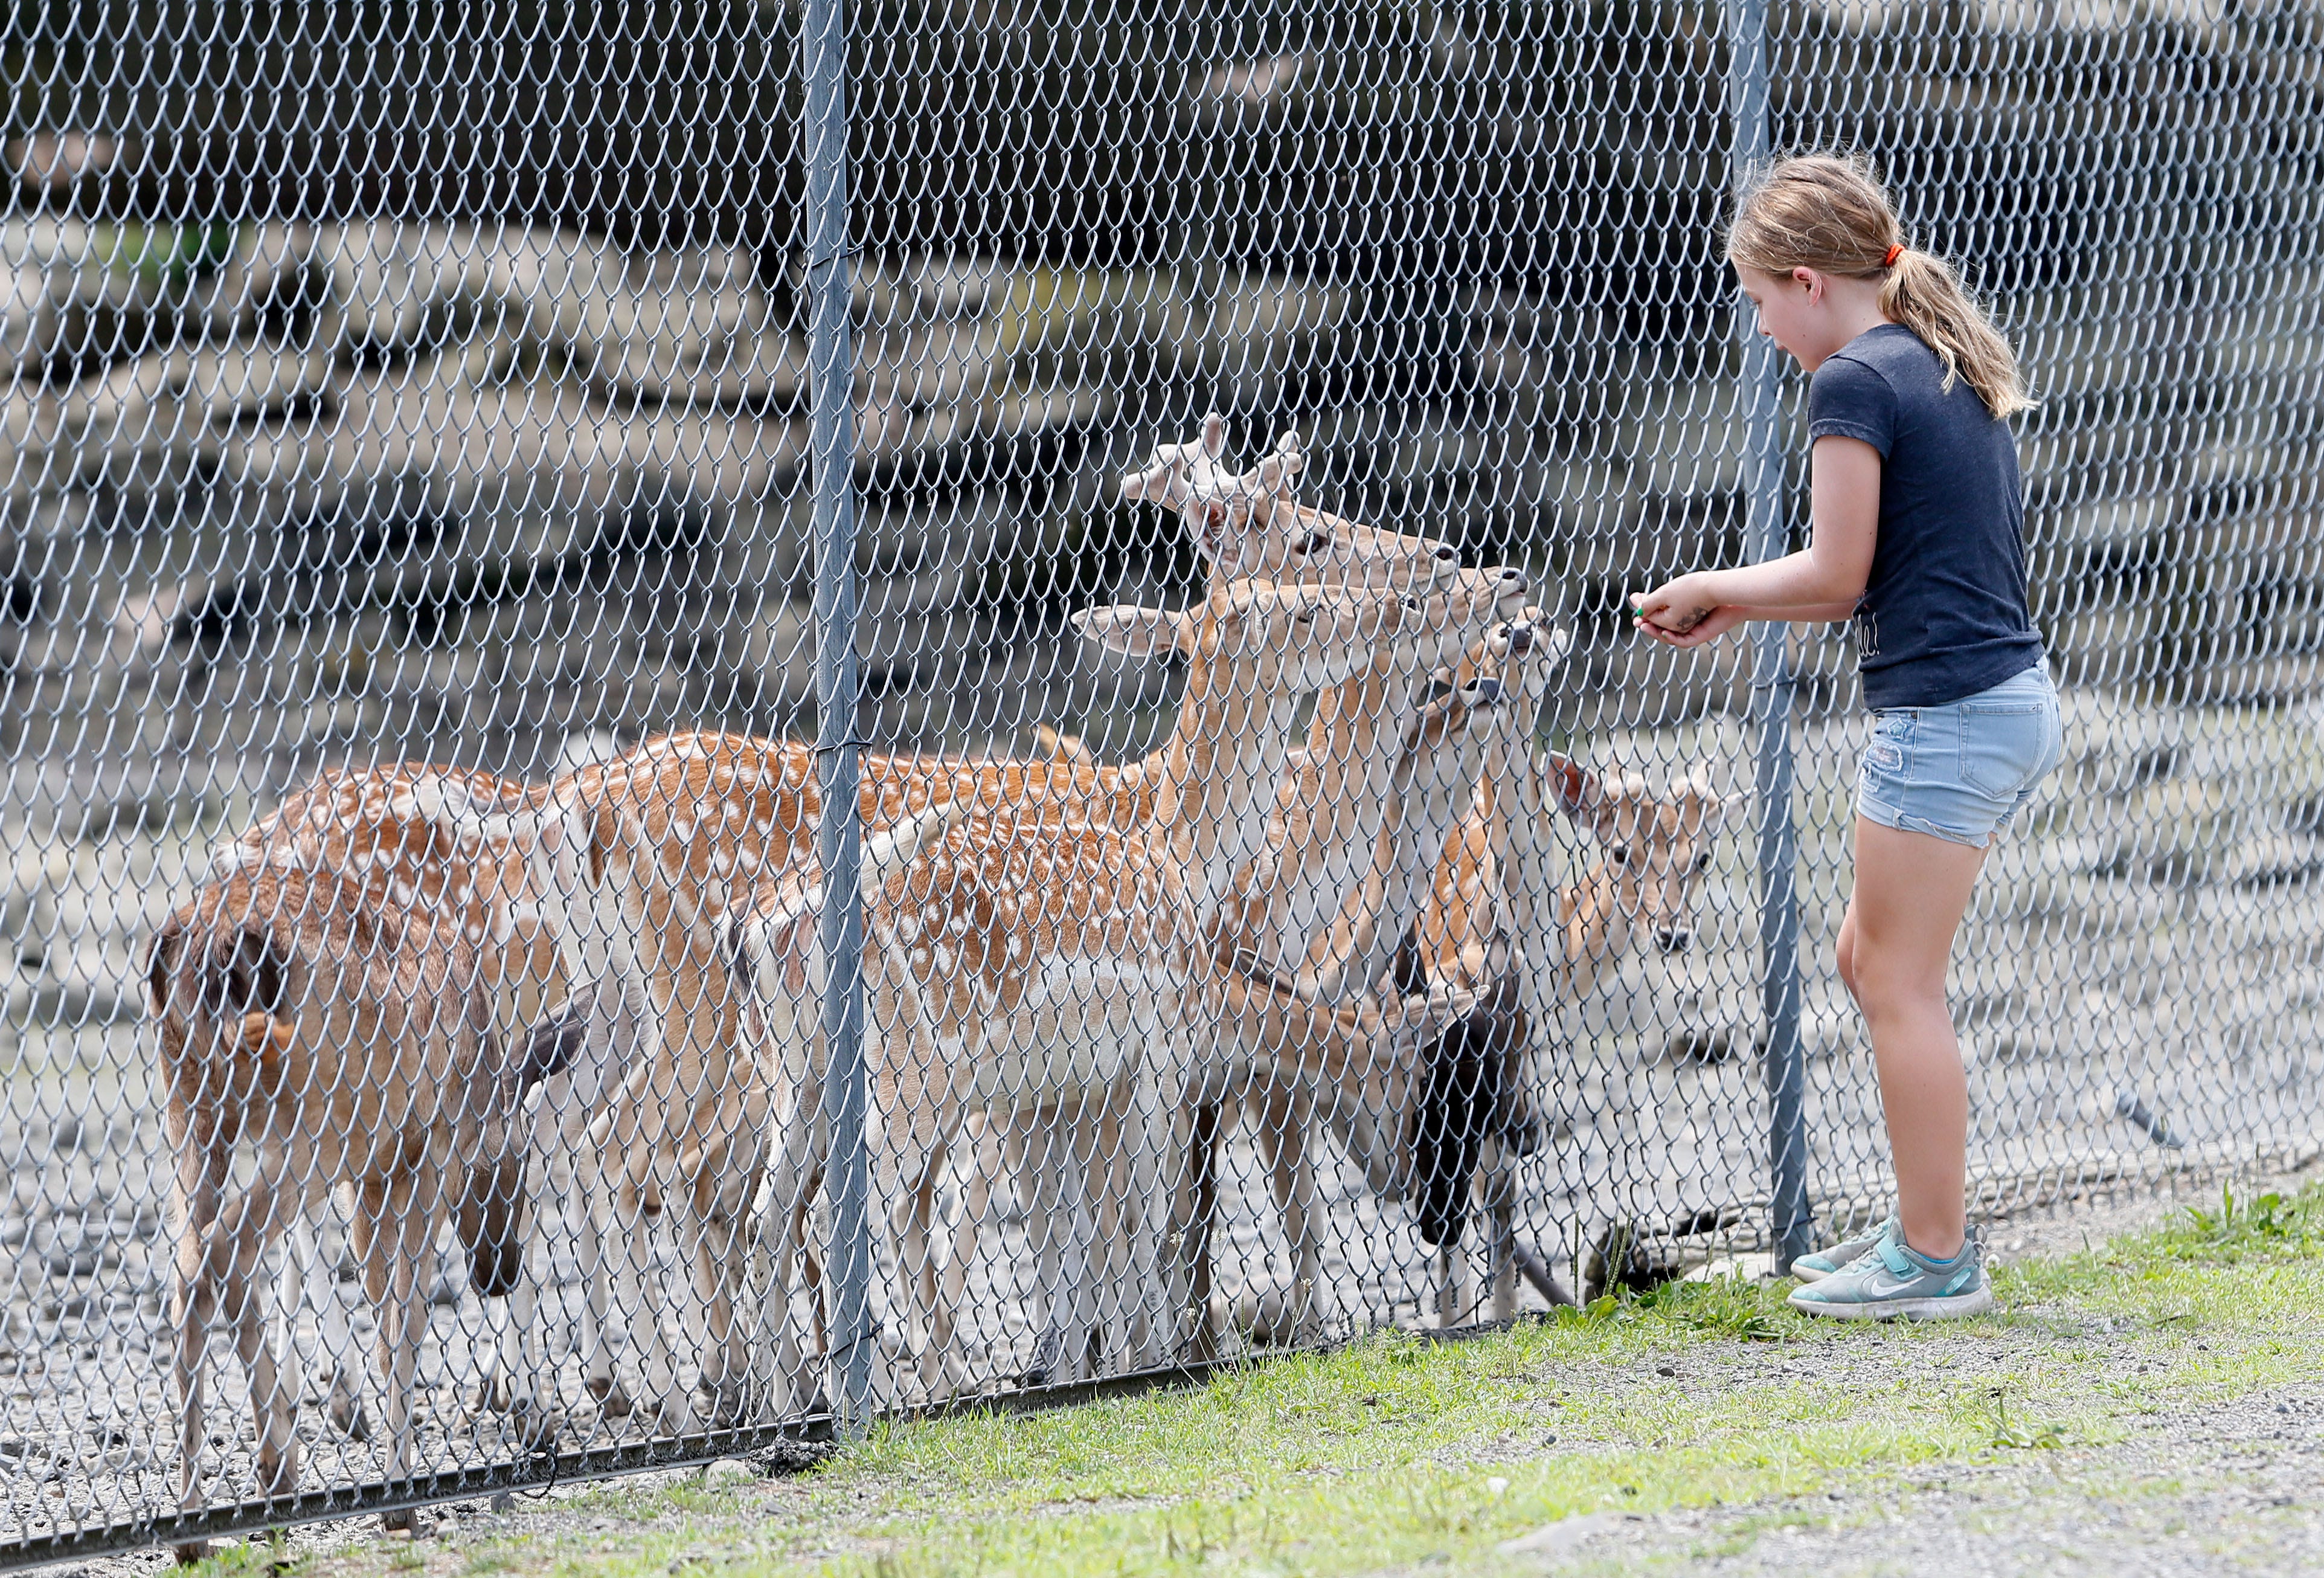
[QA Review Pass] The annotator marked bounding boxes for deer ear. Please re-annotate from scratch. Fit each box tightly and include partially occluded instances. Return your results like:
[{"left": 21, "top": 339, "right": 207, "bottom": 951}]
[
  {"left": 1545, "top": 753, "right": 1603, "bottom": 827},
  {"left": 1198, "top": 410, "right": 1227, "bottom": 463},
  {"left": 1710, "top": 790, "right": 1751, "bottom": 835},
  {"left": 1072, "top": 604, "right": 1192, "bottom": 659}
]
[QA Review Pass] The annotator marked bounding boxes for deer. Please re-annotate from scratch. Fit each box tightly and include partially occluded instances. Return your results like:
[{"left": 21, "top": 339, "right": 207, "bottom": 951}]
[
  {"left": 1175, "top": 642, "right": 1539, "bottom": 1354},
  {"left": 726, "top": 575, "right": 1428, "bottom": 1412},
  {"left": 989, "top": 564, "right": 1532, "bottom": 1380},
  {"left": 1161, "top": 611, "right": 1578, "bottom": 1347},
  {"left": 1413, "top": 741, "right": 1745, "bottom": 1325},
  {"left": 146, "top": 858, "right": 527, "bottom": 1557},
  {"left": 210, "top": 762, "right": 631, "bottom": 1447}
]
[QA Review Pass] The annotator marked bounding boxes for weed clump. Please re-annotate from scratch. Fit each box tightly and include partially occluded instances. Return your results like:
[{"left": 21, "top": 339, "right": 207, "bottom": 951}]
[{"left": 2152, "top": 1184, "right": 2324, "bottom": 1264}]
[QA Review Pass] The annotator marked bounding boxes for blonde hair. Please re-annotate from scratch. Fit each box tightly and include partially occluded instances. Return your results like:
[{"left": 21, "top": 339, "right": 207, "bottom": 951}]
[{"left": 1727, "top": 152, "right": 2032, "bottom": 420}]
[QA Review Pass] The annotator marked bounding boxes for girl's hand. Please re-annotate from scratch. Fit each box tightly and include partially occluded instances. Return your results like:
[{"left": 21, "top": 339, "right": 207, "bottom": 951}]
[
  {"left": 1637, "top": 604, "right": 1748, "bottom": 648},
  {"left": 1629, "top": 575, "right": 1720, "bottom": 637}
]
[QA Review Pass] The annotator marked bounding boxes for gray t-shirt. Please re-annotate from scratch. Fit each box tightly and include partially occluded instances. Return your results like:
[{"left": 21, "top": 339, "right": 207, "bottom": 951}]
[{"left": 1807, "top": 323, "right": 2044, "bottom": 710}]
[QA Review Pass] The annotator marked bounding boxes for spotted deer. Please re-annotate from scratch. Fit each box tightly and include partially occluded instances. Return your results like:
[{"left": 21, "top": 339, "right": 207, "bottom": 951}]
[
  {"left": 1174, "top": 650, "right": 1534, "bottom": 1353},
  {"left": 1416, "top": 744, "right": 1745, "bottom": 1323},
  {"left": 727, "top": 577, "right": 1423, "bottom": 1408},
  {"left": 146, "top": 858, "right": 525, "bottom": 1554},
  {"left": 991, "top": 566, "right": 1530, "bottom": 1380}
]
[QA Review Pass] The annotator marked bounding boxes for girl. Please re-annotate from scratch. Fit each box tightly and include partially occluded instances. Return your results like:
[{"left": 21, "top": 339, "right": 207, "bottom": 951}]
[{"left": 1631, "top": 153, "right": 2060, "bottom": 1320}]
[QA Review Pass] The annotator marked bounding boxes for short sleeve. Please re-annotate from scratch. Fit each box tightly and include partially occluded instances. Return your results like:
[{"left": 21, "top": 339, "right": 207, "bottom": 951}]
[{"left": 1808, "top": 353, "right": 1896, "bottom": 457}]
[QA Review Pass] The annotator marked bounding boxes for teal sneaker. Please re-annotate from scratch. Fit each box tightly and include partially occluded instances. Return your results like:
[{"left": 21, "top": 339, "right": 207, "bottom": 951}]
[
  {"left": 1786, "top": 1229, "right": 1994, "bottom": 1321},
  {"left": 1788, "top": 1214, "right": 1898, "bottom": 1284}
]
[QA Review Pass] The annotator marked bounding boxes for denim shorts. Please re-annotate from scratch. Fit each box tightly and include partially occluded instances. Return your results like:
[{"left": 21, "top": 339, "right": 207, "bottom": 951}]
[{"left": 1857, "top": 665, "right": 2064, "bottom": 849}]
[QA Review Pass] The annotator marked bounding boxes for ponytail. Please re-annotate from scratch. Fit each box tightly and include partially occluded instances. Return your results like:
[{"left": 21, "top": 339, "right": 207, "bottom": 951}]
[{"left": 1727, "top": 153, "right": 2033, "bottom": 421}]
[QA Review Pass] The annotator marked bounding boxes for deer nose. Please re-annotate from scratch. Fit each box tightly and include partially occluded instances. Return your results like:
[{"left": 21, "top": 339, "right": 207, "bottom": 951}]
[
  {"left": 1472, "top": 676, "right": 1504, "bottom": 704},
  {"left": 1506, "top": 621, "right": 1535, "bottom": 655},
  {"left": 1656, "top": 926, "right": 1692, "bottom": 955},
  {"left": 1433, "top": 542, "right": 1460, "bottom": 564}
]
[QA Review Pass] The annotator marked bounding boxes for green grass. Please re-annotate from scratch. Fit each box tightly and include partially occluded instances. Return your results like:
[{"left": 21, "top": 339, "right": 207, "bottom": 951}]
[{"left": 245, "top": 1184, "right": 2324, "bottom": 1578}]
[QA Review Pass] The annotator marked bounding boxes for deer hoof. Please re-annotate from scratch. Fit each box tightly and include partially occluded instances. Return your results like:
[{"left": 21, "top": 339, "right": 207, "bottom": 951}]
[
  {"left": 254, "top": 1438, "right": 300, "bottom": 1500},
  {"left": 1240, "top": 1284, "right": 1328, "bottom": 1349},
  {"left": 1019, "top": 1328, "right": 1066, "bottom": 1389},
  {"left": 474, "top": 1371, "right": 513, "bottom": 1415},
  {"left": 504, "top": 1397, "right": 559, "bottom": 1453},
  {"left": 587, "top": 1374, "right": 634, "bottom": 1419},
  {"left": 700, "top": 1383, "right": 751, "bottom": 1432},
  {"left": 650, "top": 1394, "right": 699, "bottom": 1439},
  {"left": 380, "top": 1506, "right": 436, "bottom": 1538},
  {"left": 330, "top": 1390, "right": 370, "bottom": 1443}
]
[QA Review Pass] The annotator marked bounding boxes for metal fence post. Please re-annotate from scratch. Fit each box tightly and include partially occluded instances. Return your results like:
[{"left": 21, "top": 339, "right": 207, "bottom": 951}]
[
  {"left": 1725, "top": 0, "right": 1816, "bottom": 1272},
  {"left": 801, "top": 0, "right": 874, "bottom": 1429}
]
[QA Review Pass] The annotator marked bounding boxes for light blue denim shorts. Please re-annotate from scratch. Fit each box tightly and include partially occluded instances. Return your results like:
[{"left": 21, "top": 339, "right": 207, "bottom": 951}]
[{"left": 1857, "top": 664, "right": 2064, "bottom": 849}]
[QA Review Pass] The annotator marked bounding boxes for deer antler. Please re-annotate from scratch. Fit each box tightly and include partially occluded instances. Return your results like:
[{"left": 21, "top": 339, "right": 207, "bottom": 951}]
[{"left": 1118, "top": 411, "right": 1230, "bottom": 512}]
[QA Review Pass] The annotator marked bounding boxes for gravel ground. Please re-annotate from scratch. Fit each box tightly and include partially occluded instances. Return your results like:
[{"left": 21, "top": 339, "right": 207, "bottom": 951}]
[{"left": 1521, "top": 1383, "right": 2324, "bottom": 1576}]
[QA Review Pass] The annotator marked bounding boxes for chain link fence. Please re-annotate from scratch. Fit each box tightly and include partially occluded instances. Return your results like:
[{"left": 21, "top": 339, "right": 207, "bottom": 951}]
[{"left": 2, "top": 0, "right": 2321, "bottom": 1560}]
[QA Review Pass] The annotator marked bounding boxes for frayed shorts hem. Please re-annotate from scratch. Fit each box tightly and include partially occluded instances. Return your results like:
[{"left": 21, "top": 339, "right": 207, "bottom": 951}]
[{"left": 1854, "top": 793, "right": 2007, "bottom": 851}]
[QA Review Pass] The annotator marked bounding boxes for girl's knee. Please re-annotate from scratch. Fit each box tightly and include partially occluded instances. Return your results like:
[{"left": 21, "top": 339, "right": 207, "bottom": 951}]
[{"left": 1848, "top": 947, "right": 1945, "bottom": 1022}]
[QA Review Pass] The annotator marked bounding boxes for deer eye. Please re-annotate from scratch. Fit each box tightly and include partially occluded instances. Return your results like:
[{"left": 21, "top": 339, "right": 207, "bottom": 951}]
[
  {"left": 1692, "top": 850, "right": 1712, "bottom": 873},
  {"left": 1302, "top": 529, "right": 1333, "bottom": 556},
  {"left": 1608, "top": 846, "right": 1631, "bottom": 866},
  {"left": 1295, "top": 607, "right": 1316, "bottom": 623}
]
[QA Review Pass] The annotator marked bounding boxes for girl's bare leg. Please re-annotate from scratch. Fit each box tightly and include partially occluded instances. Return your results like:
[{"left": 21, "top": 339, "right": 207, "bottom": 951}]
[{"left": 1834, "top": 818, "right": 1988, "bottom": 1262}]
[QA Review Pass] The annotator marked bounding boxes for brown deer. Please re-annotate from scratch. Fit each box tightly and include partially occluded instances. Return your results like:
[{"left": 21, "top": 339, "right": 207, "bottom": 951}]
[
  {"left": 147, "top": 860, "right": 525, "bottom": 1555},
  {"left": 1173, "top": 648, "right": 1534, "bottom": 1354},
  {"left": 213, "top": 763, "right": 623, "bottom": 1444}
]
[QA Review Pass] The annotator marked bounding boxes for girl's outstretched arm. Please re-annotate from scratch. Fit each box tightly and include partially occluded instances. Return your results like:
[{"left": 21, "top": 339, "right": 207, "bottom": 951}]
[{"left": 1629, "top": 435, "right": 1881, "bottom": 639}]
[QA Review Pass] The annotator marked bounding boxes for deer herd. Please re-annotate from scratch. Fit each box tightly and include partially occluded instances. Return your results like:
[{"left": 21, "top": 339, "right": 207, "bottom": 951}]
[{"left": 141, "top": 415, "right": 1742, "bottom": 1541}]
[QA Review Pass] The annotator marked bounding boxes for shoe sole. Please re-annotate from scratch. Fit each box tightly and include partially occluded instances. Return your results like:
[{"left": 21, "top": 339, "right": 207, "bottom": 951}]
[
  {"left": 1791, "top": 1249, "right": 1878, "bottom": 1285},
  {"left": 1787, "top": 1286, "right": 1995, "bottom": 1321}
]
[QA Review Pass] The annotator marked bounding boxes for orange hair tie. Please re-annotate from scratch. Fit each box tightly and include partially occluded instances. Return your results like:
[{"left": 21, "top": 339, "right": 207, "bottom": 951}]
[{"left": 1883, "top": 242, "right": 1904, "bottom": 268}]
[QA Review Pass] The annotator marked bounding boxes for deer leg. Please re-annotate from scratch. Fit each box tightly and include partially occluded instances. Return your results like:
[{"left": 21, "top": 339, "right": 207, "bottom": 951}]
[
  {"left": 1434, "top": 1242, "right": 1472, "bottom": 1327},
  {"left": 891, "top": 1138, "right": 947, "bottom": 1404},
  {"left": 1173, "top": 1098, "right": 1225, "bottom": 1364},
  {"left": 364, "top": 1168, "right": 442, "bottom": 1537},
  {"left": 1061, "top": 1104, "right": 1102, "bottom": 1382},
  {"left": 1016, "top": 1108, "right": 1073, "bottom": 1386},
  {"left": 477, "top": 1185, "right": 547, "bottom": 1441},
  {"left": 1089, "top": 1088, "right": 1132, "bottom": 1374},
  {"left": 689, "top": 1161, "right": 754, "bottom": 1429},
  {"left": 1478, "top": 1144, "right": 1520, "bottom": 1324},
  {"left": 569, "top": 1147, "right": 615, "bottom": 1415},
  {"left": 281, "top": 1194, "right": 368, "bottom": 1442},
  {"left": 800, "top": 1183, "right": 831, "bottom": 1414},
  {"left": 1110, "top": 1071, "right": 1158, "bottom": 1373},
  {"left": 170, "top": 1106, "right": 234, "bottom": 1557},
  {"left": 923, "top": 1124, "right": 980, "bottom": 1400},
  {"left": 1252, "top": 1086, "right": 1326, "bottom": 1345},
  {"left": 933, "top": 1121, "right": 1000, "bottom": 1397},
  {"left": 634, "top": 1176, "right": 692, "bottom": 1437},
  {"left": 193, "top": 1141, "right": 307, "bottom": 1522}
]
